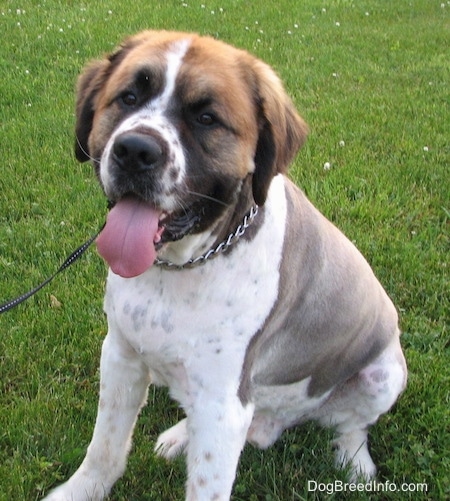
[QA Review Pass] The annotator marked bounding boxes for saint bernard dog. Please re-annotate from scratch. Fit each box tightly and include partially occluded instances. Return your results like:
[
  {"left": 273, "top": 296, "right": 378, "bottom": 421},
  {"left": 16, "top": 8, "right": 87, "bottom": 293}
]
[{"left": 43, "top": 30, "right": 407, "bottom": 500}]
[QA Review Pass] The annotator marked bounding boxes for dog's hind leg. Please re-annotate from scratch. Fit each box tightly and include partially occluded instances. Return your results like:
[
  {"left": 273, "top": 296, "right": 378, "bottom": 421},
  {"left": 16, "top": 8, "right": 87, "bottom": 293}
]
[
  {"left": 318, "top": 335, "right": 406, "bottom": 482},
  {"left": 43, "top": 331, "right": 151, "bottom": 501}
]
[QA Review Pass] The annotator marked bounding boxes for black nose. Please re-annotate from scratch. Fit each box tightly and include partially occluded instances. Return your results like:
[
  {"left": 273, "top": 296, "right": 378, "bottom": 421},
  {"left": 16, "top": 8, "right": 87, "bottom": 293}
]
[{"left": 113, "top": 132, "right": 164, "bottom": 172}]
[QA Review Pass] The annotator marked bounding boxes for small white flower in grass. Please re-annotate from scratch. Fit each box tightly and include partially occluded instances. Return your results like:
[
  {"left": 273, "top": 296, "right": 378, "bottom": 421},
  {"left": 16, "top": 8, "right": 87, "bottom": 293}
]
[
  {"left": 332, "top": 72, "right": 338, "bottom": 77},
  {"left": 322, "top": 8, "right": 326, "bottom": 13},
  {"left": 25, "top": 69, "right": 30, "bottom": 74},
  {"left": 294, "top": 24, "right": 299, "bottom": 29},
  {"left": 323, "top": 162, "right": 331, "bottom": 171},
  {"left": 423, "top": 146, "right": 429, "bottom": 152},
  {"left": 287, "top": 30, "right": 292, "bottom": 35},
  {"left": 108, "top": 10, "right": 113, "bottom": 15},
  {"left": 339, "top": 140, "right": 345, "bottom": 147},
  {"left": 335, "top": 21, "right": 341, "bottom": 27}
]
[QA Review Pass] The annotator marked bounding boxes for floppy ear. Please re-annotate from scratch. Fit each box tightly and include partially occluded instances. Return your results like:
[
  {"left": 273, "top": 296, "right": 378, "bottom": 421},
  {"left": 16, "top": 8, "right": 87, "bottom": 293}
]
[
  {"left": 74, "top": 59, "right": 111, "bottom": 162},
  {"left": 252, "top": 61, "right": 308, "bottom": 205}
]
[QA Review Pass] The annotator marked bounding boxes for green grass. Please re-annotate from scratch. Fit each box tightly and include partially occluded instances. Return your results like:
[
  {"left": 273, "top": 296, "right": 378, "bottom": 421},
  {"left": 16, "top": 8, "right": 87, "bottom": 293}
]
[{"left": 0, "top": 0, "right": 448, "bottom": 499}]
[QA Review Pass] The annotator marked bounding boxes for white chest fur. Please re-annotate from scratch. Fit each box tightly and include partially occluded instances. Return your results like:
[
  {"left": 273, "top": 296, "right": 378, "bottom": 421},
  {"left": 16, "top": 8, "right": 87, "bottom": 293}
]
[{"left": 103, "top": 175, "right": 287, "bottom": 409}]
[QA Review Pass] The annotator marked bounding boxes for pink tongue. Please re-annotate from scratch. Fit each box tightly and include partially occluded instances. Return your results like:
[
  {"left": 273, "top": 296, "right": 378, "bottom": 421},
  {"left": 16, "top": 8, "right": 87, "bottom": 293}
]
[{"left": 96, "top": 198, "right": 162, "bottom": 278}]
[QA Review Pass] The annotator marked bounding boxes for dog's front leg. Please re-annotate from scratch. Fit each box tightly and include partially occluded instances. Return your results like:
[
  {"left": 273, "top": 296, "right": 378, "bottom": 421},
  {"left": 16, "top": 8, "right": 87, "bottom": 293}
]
[
  {"left": 185, "top": 396, "right": 254, "bottom": 501},
  {"left": 43, "top": 331, "right": 150, "bottom": 501}
]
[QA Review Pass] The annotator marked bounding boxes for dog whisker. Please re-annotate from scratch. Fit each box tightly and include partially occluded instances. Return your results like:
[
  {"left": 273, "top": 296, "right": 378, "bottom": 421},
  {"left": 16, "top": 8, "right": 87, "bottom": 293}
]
[
  {"left": 75, "top": 135, "right": 100, "bottom": 163},
  {"left": 186, "top": 190, "right": 229, "bottom": 207}
]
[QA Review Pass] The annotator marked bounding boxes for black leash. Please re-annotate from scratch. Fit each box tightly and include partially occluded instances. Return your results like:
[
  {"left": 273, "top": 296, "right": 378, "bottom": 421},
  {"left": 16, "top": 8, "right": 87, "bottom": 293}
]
[{"left": 0, "top": 224, "right": 104, "bottom": 314}]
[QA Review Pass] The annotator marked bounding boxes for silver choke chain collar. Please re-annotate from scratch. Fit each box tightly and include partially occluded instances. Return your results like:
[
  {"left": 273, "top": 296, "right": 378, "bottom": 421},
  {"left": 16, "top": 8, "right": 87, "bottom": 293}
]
[{"left": 154, "top": 205, "right": 259, "bottom": 270}]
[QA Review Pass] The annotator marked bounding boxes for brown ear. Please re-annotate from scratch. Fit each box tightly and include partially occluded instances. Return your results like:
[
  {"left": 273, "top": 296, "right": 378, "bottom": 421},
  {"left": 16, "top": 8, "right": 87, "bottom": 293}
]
[
  {"left": 251, "top": 61, "right": 308, "bottom": 205},
  {"left": 74, "top": 59, "right": 111, "bottom": 162}
]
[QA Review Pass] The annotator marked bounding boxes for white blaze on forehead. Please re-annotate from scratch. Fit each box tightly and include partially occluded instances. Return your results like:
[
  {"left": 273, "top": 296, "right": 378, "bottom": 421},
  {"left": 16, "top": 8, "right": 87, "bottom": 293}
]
[
  {"left": 100, "top": 38, "right": 191, "bottom": 205},
  {"left": 150, "top": 38, "right": 191, "bottom": 113}
]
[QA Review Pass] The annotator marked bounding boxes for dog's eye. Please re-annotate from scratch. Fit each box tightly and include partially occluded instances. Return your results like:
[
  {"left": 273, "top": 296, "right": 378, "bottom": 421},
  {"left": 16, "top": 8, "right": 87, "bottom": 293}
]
[
  {"left": 120, "top": 92, "right": 138, "bottom": 107},
  {"left": 197, "top": 113, "right": 216, "bottom": 126}
]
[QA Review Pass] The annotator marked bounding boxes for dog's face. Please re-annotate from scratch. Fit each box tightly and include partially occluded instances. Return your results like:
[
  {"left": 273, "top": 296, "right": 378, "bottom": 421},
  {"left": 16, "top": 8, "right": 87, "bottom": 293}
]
[{"left": 75, "top": 31, "right": 307, "bottom": 275}]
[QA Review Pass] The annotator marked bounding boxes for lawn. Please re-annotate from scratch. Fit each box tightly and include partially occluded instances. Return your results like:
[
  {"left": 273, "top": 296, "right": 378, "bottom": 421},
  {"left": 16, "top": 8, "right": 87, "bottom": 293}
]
[{"left": 0, "top": 0, "right": 448, "bottom": 499}]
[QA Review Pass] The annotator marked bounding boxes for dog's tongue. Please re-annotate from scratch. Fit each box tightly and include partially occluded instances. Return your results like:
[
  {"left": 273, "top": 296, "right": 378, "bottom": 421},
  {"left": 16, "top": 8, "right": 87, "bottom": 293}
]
[{"left": 96, "top": 197, "right": 162, "bottom": 278}]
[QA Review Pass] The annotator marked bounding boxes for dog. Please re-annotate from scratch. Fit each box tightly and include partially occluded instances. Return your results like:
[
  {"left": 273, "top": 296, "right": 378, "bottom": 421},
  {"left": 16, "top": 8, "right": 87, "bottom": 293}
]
[{"left": 43, "top": 30, "right": 407, "bottom": 501}]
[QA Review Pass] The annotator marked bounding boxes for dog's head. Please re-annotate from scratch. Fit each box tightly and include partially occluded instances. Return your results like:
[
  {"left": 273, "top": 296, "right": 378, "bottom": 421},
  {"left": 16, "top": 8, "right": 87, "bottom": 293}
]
[{"left": 75, "top": 31, "right": 308, "bottom": 276}]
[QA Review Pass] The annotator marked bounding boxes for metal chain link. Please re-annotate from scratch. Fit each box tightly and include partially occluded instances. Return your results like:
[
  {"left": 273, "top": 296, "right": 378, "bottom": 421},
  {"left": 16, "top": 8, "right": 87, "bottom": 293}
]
[{"left": 154, "top": 205, "right": 259, "bottom": 270}]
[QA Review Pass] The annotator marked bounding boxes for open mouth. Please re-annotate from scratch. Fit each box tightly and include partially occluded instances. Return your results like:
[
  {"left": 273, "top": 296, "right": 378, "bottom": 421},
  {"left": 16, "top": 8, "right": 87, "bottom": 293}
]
[{"left": 96, "top": 196, "right": 200, "bottom": 278}]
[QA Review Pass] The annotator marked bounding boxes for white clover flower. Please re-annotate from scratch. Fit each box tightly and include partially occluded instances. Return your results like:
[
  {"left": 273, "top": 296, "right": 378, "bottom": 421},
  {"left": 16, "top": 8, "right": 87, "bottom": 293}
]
[
  {"left": 339, "top": 140, "right": 345, "bottom": 147},
  {"left": 323, "top": 162, "right": 331, "bottom": 170},
  {"left": 423, "top": 146, "right": 429, "bottom": 152}
]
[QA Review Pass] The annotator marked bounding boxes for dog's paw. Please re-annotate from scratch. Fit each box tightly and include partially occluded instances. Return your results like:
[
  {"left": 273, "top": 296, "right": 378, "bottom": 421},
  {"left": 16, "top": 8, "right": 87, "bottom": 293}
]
[
  {"left": 332, "top": 431, "right": 377, "bottom": 482},
  {"left": 155, "top": 418, "right": 188, "bottom": 460}
]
